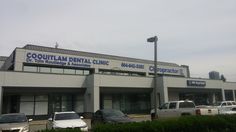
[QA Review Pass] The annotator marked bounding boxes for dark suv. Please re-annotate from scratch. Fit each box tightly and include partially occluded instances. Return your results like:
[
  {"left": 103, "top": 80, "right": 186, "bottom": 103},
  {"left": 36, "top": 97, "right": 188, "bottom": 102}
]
[{"left": 91, "top": 109, "right": 133, "bottom": 126}]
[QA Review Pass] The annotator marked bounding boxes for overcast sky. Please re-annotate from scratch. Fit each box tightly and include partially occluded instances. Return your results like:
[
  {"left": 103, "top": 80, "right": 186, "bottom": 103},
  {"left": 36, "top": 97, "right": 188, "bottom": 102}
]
[{"left": 1, "top": 0, "right": 236, "bottom": 81}]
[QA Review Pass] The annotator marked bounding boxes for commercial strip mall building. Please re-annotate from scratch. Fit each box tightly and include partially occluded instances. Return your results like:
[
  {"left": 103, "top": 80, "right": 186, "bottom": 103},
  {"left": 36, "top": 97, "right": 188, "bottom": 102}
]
[{"left": 0, "top": 45, "right": 236, "bottom": 119}]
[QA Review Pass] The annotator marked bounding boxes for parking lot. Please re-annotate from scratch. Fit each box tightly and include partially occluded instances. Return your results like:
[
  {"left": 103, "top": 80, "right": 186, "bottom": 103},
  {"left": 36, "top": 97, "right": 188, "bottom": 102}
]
[{"left": 29, "top": 115, "right": 151, "bottom": 132}]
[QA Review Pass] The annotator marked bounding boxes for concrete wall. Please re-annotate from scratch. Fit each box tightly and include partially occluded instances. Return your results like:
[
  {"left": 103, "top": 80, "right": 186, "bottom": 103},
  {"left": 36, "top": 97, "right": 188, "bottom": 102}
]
[
  {"left": 99, "top": 75, "right": 153, "bottom": 88},
  {"left": 163, "top": 77, "right": 223, "bottom": 89},
  {"left": 223, "top": 82, "right": 236, "bottom": 90},
  {"left": 0, "top": 71, "right": 87, "bottom": 88}
]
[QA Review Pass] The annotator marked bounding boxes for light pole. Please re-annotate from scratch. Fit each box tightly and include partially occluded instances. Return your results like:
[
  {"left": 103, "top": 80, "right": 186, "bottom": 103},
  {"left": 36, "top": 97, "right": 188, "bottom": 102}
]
[{"left": 147, "top": 36, "right": 158, "bottom": 118}]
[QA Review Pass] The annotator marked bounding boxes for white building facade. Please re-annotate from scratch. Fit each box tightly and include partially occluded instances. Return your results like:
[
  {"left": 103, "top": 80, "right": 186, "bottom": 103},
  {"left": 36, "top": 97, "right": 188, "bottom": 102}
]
[{"left": 0, "top": 45, "right": 235, "bottom": 119}]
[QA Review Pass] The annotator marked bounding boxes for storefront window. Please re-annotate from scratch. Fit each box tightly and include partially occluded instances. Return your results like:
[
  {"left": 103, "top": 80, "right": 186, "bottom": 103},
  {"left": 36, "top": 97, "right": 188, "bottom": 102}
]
[
  {"left": 51, "top": 68, "right": 63, "bottom": 73},
  {"left": 39, "top": 67, "right": 51, "bottom": 73},
  {"left": 76, "top": 70, "right": 84, "bottom": 75},
  {"left": 20, "top": 95, "right": 34, "bottom": 115},
  {"left": 225, "top": 90, "right": 234, "bottom": 101},
  {"left": 101, "top": 93, "right": 151, "bottom": 114},
  {"left": 49, "top": 95, "right": 76, "bottom": 113},
  {"left": 84, "top": 70, "right": 90, "bottom": 75},
  {"left": 23, "top": 65, "right": 91, "bottom": 76},
  {"left": 19, "top": 95, "right": 49, "bottom": 115},
  {"left": 73, "top": 95, "right": 84, "bottom": 113},
  {"left": 103, "top": 95, "right": 112, "bottom": 109},
  {"left": 24, "top": 66, "right": 38, "bottom": 72},
  {"left": 35, "top": 95, "right": 48, "bottom": 115},
  {"left": 64, "top": 69, "right": 76, "bottom": 74},
  {"left": 61, "top": 95, "right": 72, "bottom": 111}
]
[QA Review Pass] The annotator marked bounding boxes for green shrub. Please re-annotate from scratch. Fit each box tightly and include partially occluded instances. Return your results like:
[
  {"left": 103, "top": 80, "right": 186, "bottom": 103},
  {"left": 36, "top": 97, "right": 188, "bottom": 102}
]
[{"left": 93, "top": 115, "right": 236, "bottom": 132}]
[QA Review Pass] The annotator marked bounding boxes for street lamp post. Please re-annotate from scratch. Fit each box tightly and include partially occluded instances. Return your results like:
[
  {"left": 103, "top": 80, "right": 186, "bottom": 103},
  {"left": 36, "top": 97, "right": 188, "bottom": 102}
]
[{"left": 147, "top": 36, "right": 158, "bottom": 118}]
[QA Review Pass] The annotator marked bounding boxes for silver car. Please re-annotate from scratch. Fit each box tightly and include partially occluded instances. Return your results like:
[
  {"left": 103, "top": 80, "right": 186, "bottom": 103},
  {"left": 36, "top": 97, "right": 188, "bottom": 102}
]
[
  {"left": 47, "top": 111, "right": 88, "bottom": 131},
  {"left": 0, "top": 113, "right": 32, "bottom": 132}
]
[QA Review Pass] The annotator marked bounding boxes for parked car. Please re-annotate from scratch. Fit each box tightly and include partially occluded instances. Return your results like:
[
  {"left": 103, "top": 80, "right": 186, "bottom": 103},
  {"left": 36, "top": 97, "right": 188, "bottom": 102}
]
[
  {"left": 47, "top": 111, "right": 88, "bottom": 131},
  {"left": 150, "top": 100, "right": 218, "bottom": 120},
  {"left": 220, "top": 107, "right": 236, "bottom": 115},
  {"left": 91, "top": 109, "right": 134, "bottom": 126},
  {"left": 213, "top": 101, "right": 236, "bottom": 114},
  {"left": 0, "top": 113, "right": 32, "bottom": 132}
]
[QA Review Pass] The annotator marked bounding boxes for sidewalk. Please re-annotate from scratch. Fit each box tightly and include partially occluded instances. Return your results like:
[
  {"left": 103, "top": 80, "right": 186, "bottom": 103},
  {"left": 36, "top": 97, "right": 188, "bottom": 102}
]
[{"left": 128, "top": 114, "right": 151, "bottom": 122}]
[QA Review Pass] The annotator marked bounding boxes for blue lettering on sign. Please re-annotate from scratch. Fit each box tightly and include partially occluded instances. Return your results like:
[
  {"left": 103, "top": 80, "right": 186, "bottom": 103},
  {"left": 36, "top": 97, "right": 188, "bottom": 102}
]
[
  {"left": 149, "top": 66, "right": 179, "bottom": 74},
  {"left": 26, "top": 52, "right": 110, "bottom": 67},
  {"left": 121, "top": 62, "right": 144, "bottom": 69},
  {"left": 93, "top": 59, "right": 109, "bottom": 65}
]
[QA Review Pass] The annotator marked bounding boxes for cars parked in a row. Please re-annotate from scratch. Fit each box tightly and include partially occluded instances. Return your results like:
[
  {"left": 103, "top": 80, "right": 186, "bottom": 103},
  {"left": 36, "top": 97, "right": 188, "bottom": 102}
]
[
  {"left": 150, "top": 100, "right": 218, "bottom": 120},
  {"left": 151, "top": 100, "right": 236, "bottom": 120},
  {"left": 0, "top": 113, "right": 32, "bottom": 132},
  {"left": 46, "top": 109, "right": 133, "bottom": 131}
]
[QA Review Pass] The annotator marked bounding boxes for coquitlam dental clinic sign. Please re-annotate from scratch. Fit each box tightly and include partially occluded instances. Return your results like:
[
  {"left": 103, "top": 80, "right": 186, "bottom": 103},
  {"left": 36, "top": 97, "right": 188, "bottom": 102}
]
[
  {"left": 26, "top": 52, "right": 109, "bottom": 68},
  {"left": 25, "top": 52, "right": 185, "bottom": 76}
]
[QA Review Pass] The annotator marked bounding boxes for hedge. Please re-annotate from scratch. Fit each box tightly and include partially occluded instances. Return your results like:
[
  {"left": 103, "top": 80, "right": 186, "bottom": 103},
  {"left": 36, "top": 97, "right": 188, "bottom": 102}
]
[{"left": 93, "top": 115, "right": 236, "bottom": 132}]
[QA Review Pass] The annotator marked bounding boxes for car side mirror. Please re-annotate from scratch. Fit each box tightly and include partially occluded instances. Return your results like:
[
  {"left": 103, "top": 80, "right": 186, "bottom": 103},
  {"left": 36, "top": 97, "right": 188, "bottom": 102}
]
[
  {"left": 48, "top": 118, "right": 53, "bottom": 121},
  {"left": 28, "top": 119, "right": 33, "bottom": 122}
]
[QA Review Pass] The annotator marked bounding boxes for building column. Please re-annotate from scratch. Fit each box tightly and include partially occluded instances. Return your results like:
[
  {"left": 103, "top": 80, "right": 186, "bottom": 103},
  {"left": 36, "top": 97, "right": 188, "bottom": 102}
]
[
  {"left": 222, "top": 89, "right": 225, "bottom": 101},
  {"left": 233, "top": 90, "right": 236, "bottom": 101},
  {"left": 84, "top": 74, "right": 100, "bottom": 113},
  {"left": 212, "top": 93, "right": 216, "bottom": 104},
  {"left": 156, "top": 77, "right": 168, "bottom": 105},
  {"left": 163, "top": 87, "right": 169, "bottom": 103},
  {"left": 0, "top": 87, "right": 3, "bottom": 114},
  {"left": 158, "top": 86, "right": 168, "bottom": 104},
  {"left": 93, "top": 85, "right": 100, "bottom": 112}
]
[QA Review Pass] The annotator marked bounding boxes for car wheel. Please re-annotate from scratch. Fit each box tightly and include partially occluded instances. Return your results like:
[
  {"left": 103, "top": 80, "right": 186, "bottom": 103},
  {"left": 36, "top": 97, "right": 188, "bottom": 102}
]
[{"left": 151, "top": 113, "right": 156, "bottom": 120}]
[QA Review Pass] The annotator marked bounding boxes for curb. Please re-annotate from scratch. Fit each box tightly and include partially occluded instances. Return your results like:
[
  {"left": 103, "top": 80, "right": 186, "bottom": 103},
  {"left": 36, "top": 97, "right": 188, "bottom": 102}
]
[{"left": 128, "top": 114, "right": 150, "bottom": 118}]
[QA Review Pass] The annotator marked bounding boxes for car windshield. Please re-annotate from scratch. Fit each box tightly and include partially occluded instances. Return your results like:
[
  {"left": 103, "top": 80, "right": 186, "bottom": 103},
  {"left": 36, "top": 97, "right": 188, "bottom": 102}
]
[
  {"left": 55, "top": 113, "right": 80, "bottom": 120},
  {"left": 103, "top": 109, "right": 125, "bottom": 117},
  {"left": 0, "top": 114, "right": 27, "bottom": 123}
]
